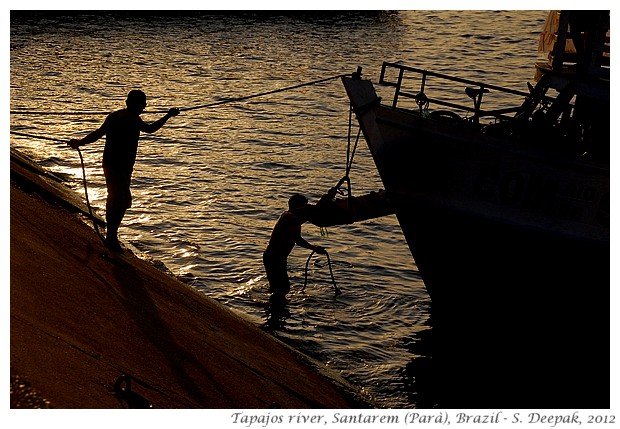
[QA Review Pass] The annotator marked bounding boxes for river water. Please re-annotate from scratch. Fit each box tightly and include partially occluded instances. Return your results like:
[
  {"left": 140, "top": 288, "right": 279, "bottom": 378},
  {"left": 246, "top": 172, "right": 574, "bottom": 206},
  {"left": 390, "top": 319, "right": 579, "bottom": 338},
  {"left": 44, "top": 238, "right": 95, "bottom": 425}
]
[{"left": 10, "top": 10, "right": 549, "bottom": 408}]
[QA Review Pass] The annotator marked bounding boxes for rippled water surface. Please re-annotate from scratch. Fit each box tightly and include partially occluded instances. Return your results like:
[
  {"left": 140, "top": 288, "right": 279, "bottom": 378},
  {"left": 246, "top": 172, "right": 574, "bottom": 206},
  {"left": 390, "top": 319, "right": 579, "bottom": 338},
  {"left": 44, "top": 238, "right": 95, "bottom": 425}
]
[{"left": 10, "top": 10, "right": 549, "bottom": 408}]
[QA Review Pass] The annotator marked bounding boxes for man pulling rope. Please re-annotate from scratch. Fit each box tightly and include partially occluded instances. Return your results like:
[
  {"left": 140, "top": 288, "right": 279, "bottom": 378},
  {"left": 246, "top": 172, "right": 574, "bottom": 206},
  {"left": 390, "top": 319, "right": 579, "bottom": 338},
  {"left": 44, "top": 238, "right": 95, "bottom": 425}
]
[{"left": 68, "top": 90, "right": 180, "bottom": 252}]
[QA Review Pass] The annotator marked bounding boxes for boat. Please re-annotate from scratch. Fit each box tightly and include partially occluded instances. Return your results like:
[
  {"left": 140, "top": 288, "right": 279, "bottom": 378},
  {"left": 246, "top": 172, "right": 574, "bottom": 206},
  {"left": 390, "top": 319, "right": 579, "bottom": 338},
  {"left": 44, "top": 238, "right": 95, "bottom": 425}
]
[{"left": 336, "top": 11, "right": 610, "bottom": 408}]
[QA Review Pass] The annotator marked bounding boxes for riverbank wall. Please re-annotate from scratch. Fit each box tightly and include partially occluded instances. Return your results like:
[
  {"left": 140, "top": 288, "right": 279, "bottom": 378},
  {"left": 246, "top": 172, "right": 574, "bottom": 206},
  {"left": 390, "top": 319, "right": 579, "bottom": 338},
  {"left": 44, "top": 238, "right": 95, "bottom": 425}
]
[{"left": 9, "top": 148, "right": 369, "bottom": 409}]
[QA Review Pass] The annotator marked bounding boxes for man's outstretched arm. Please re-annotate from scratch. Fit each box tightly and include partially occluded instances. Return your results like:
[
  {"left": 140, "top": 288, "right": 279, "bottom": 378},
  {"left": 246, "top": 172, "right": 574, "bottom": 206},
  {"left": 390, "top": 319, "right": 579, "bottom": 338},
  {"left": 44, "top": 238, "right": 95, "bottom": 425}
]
[{"left": 142, "top": 108, "right": 180, "bottom": 133}]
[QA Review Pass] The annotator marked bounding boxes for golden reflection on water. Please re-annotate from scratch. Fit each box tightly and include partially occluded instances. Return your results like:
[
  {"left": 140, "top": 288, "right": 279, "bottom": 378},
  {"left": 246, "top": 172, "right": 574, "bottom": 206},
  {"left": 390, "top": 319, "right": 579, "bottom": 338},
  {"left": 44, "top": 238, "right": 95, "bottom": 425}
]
[{"left": 10, "top": 10, "right": 551, "bottom": 408}]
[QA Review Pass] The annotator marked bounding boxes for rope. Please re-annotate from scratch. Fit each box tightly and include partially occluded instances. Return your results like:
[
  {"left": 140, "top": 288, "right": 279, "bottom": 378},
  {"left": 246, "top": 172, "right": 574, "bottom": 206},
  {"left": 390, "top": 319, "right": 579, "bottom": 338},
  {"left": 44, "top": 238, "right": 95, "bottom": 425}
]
[
  {"left": 9, "top": 73, "right": 350, "bottom": 117},
  {"left": 10, "top": 130, "right": 105, "bottom": 243},
  {"left": 10, "top": 110, "right": 111, "bottom": 116},
  {"left": 302, "top": 249, "right": 341, "bottom": 296},
  {"left": 10, "top": 130, "right": 66, "bottom": 143},
  {"left": 346, "top": 115, "right": 362, "bottom": 177},
  {"left": 327, "top": 103, "right": 362, "bottom": 199},
  {"left": 182, "top": 73, "right": 349, "bottom": 112},
  {"left": 76, "top": 146, "right": 106, "bottom": 244},
  {"left": 319, "top": 102, "right": 362, "bottom": 223},
  {"left": 344, "top": 106, "right": 362, "bottom": 192}
]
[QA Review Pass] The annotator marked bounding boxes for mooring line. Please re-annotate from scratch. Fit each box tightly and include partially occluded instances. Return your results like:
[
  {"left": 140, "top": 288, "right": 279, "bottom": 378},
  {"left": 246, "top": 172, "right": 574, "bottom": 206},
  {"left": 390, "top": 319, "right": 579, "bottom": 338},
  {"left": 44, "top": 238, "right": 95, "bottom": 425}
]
[
  {"left": 10, "top": 72, "right": 350, "bottom": 116},
  {"left": 181, "top": 73, "right": 349, "bottom": 112}
]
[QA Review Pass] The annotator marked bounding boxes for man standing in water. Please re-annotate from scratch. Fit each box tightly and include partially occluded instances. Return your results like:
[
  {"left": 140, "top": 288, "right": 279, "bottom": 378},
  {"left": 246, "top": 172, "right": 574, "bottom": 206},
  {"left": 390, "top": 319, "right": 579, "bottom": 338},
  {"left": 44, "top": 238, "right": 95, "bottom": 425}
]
[
  {"left": 263, "top": 193, "right": 326, "bottom": 299},
  {"left": 69, "top": 90, "right": 180, "bottom": 252}
]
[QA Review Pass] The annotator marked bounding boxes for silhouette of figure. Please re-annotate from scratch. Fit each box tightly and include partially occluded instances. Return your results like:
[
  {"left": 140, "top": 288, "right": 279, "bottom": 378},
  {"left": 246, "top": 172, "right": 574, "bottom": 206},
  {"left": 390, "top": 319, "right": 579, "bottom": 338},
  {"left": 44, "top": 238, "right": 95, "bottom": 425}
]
[
  {"left": 69, "top": 90, "right": 179, "bottom": 252},
  {"left": 263, "top": 194, "right": 326, "bottom": 299}
]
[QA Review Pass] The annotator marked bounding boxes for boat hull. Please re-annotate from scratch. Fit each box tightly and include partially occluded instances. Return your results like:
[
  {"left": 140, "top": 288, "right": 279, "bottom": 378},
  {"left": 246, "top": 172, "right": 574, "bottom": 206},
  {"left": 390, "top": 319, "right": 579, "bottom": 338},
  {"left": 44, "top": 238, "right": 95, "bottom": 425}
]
[{"left": 343, "top": 76, "right": 610, "bottom": 407}]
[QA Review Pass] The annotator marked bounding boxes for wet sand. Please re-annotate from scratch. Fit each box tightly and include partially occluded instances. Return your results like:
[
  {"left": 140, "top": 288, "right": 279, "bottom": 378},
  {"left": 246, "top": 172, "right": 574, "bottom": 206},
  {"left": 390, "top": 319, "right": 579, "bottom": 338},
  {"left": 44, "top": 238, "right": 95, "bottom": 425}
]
[{"left": 9, "top": 148, "right": 369, "bottom": 409}]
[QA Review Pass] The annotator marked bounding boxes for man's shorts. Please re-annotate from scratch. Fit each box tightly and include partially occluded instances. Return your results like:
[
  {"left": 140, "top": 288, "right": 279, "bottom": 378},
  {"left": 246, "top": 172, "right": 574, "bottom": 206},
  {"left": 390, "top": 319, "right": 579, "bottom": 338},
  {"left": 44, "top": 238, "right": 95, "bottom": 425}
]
[
  {"left": 104, "top": 168, "right": 132, "bottom": 210},
  {"left": 263, "top": 252, "right": 290, "bottom": 296}
]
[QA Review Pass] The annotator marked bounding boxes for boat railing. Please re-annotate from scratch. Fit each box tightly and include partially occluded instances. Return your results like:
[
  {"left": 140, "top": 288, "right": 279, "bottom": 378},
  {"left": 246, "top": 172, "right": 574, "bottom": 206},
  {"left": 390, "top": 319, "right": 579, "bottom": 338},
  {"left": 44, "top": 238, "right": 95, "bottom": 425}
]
[{"left": 379, "top": 61, "right": 536, "bottom": 123}]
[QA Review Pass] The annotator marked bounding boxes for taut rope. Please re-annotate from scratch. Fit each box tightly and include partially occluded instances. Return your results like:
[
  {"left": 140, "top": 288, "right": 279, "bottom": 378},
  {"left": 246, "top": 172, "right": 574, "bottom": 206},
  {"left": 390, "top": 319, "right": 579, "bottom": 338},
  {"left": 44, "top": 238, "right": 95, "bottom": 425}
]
[
  {"left": 181, "top": 73, "right": 349, "bottom": 112},
  {"left": 10, "top": 73, "right": 351, "bottom": 116}
]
